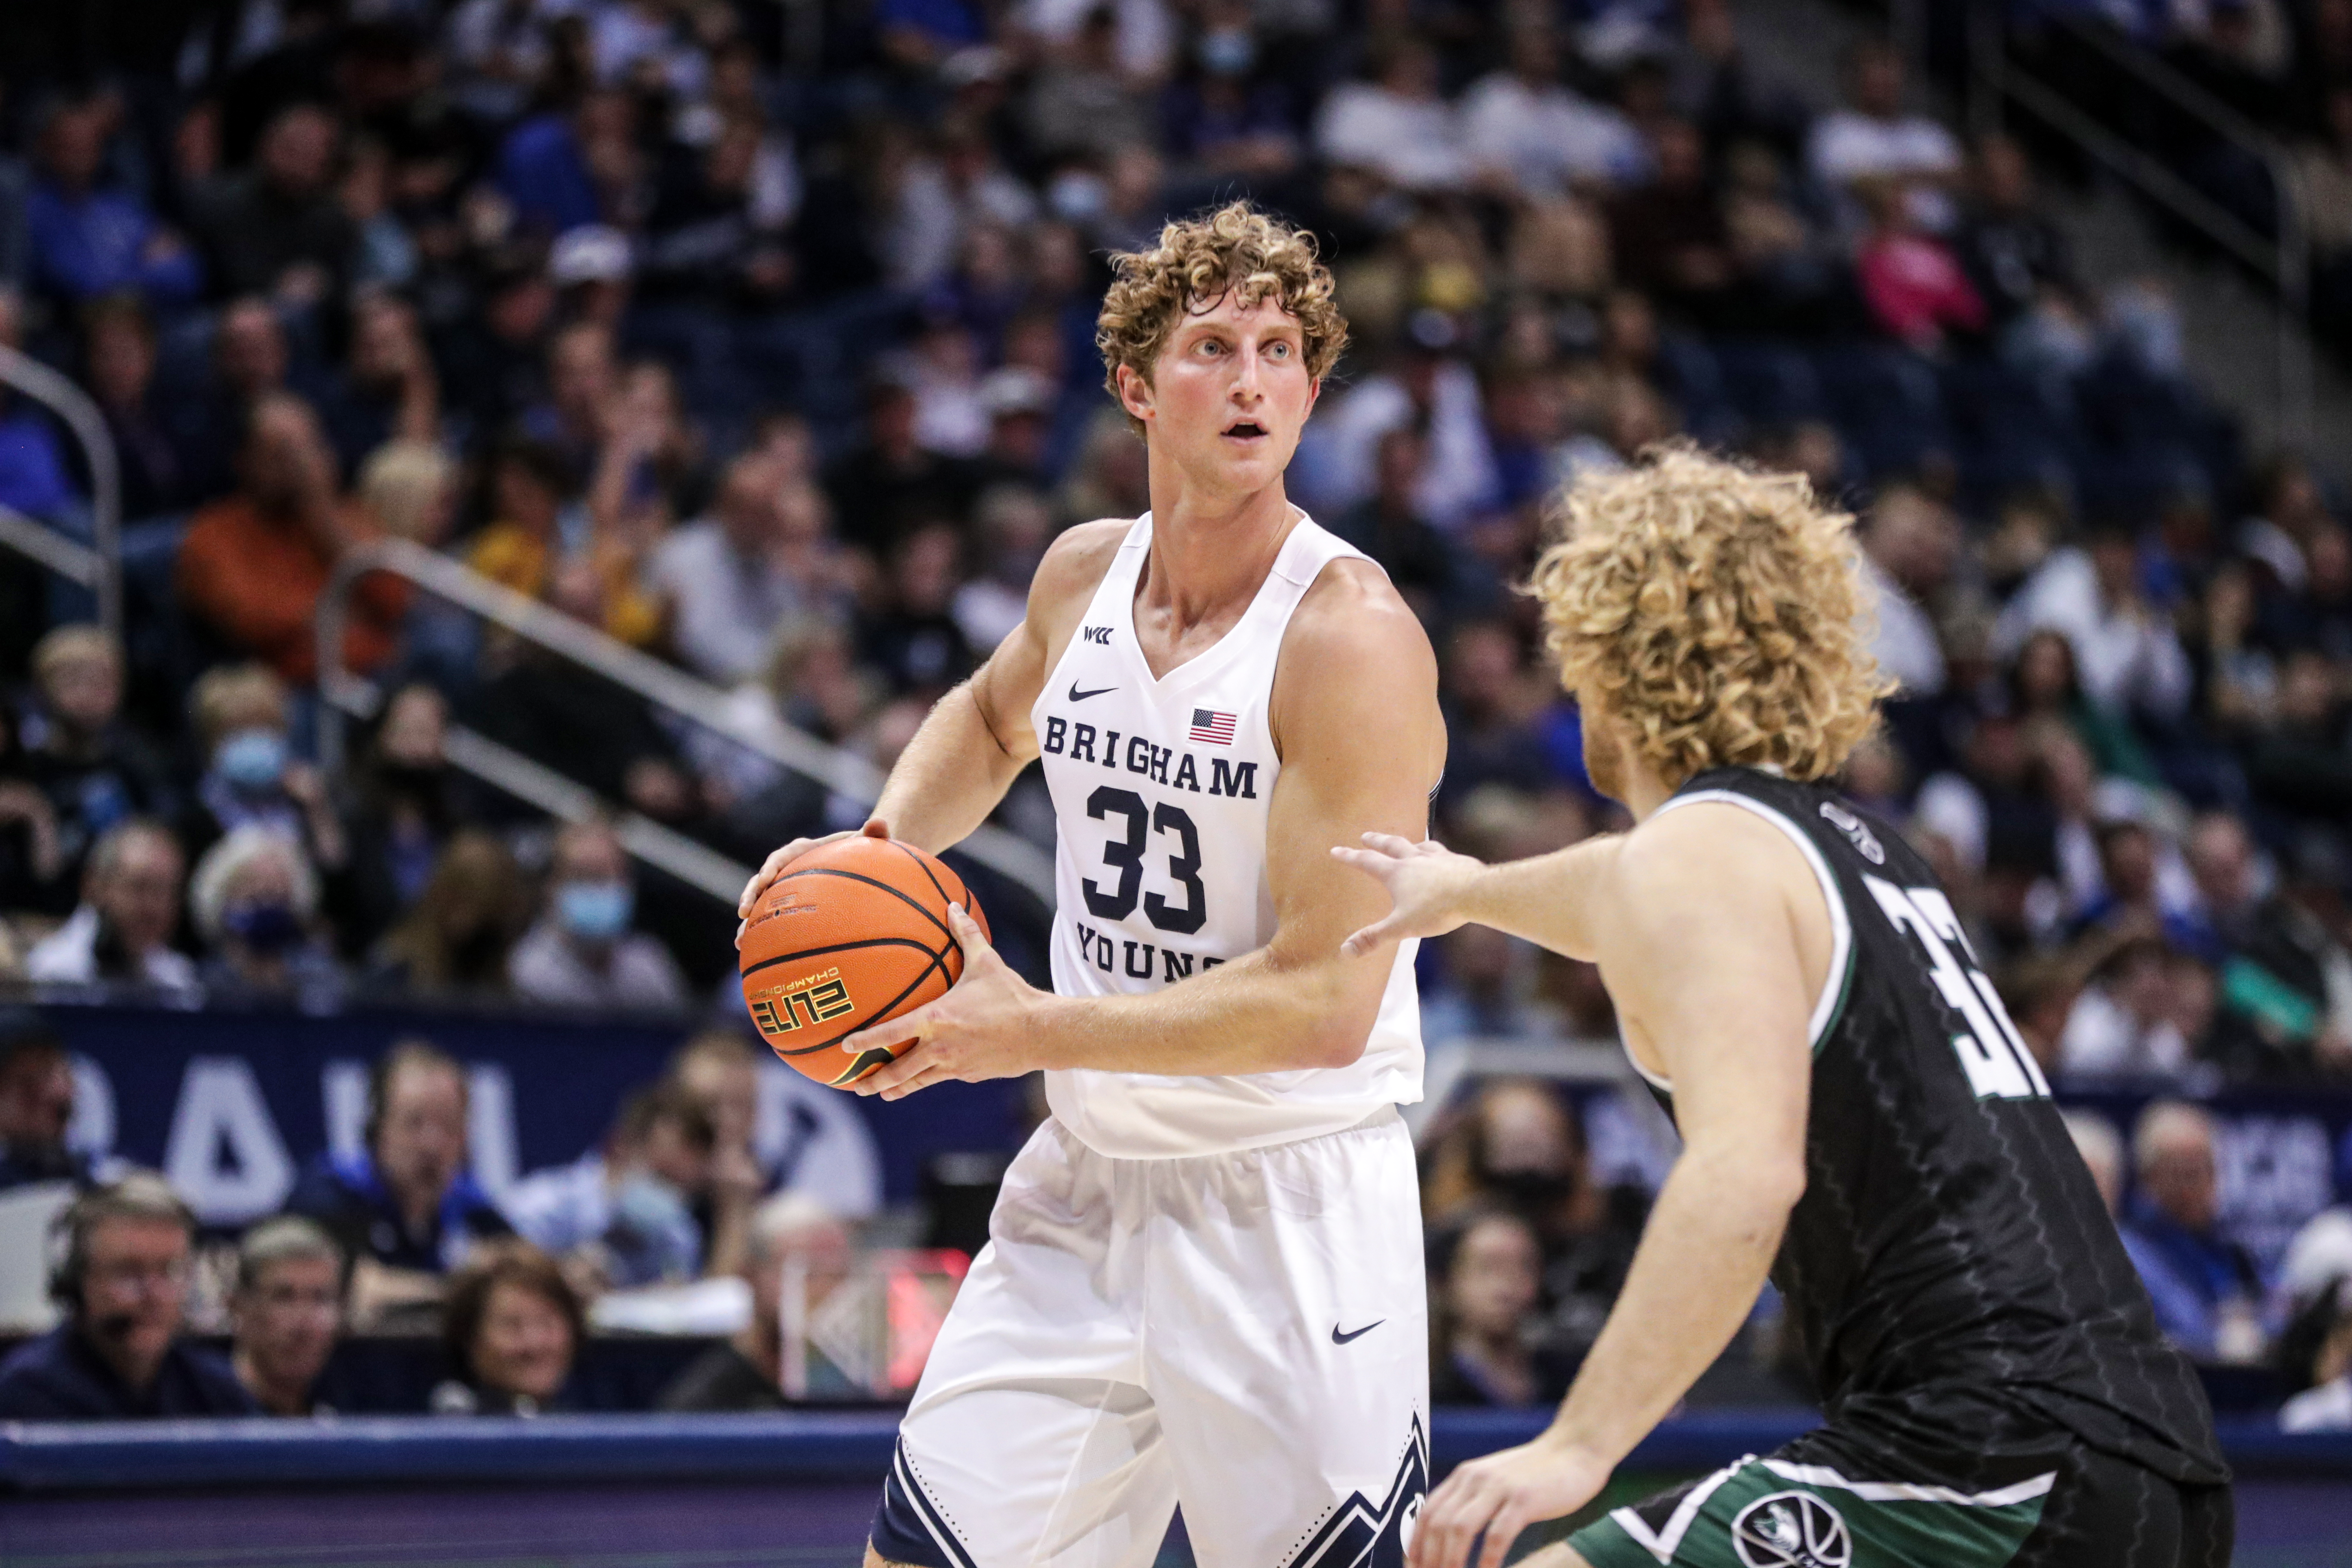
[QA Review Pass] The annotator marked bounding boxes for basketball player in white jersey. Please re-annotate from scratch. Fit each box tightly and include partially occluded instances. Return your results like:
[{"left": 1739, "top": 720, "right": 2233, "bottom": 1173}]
[{"left": 737, "top": 202, "right": 1444, "bottom": 1568}]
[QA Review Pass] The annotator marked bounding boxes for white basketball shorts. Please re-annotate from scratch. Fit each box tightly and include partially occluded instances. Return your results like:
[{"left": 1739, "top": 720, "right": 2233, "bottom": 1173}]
[{"left": 871, "top": 1108, "right": 1430, "bottom": 1568}]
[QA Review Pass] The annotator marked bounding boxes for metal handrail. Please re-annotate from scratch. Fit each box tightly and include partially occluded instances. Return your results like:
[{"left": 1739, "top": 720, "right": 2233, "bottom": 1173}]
[
  {"left": 0, "top": 344, "right": 122, "bottom": 637},
  {"left": 315, "top": 537, "right": 1056, "bottom": 906},
  {"left": 1970, "top": 1, "right": 2315, "bottom": 444}
]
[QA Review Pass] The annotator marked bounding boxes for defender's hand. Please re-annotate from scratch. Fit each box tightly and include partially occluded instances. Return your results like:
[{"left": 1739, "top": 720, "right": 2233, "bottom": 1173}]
[
  {"left": 1409, "top": 1436, "right": 1609, "bottom": 1568},
  {"left": 1330, "top": 833, "right": 1487, "bottom": 958},
  {"left": 842, "top": 903, "right": 1051, "bottom": 1099},
  {"left": 735, "top": 819, "right": 889, "bottom": 939}
]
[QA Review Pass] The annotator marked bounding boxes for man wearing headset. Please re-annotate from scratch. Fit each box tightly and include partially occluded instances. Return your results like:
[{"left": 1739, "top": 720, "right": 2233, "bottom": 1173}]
[
  {"left": 284, "top": 1038, "right": 511, "bottom": 1326},
  {"left": 0, "top": 1171, "right": 256, "bottom": 1418}
]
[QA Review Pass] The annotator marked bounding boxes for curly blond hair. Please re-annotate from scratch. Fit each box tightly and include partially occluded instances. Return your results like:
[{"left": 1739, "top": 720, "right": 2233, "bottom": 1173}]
[
  {"left": 1096, "top": 201, "right": 1347, "bottom": 433},
  {"left": 1528, "top": 444, "right": 1892, "bottom": 785}
]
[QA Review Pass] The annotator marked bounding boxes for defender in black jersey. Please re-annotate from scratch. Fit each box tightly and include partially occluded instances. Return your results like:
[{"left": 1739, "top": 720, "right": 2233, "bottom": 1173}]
[
  {"left": 1568, "top": 766, "right": 2229, "bottom": 1567},
  {"left": 1335, "top": 448, "right": 2228, "bottom": 1568}
]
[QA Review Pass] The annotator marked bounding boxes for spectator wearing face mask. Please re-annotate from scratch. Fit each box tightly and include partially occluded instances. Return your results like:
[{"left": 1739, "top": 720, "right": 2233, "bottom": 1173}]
[
  {"left": 1421, "top": 1078, "right": 1651, "bottom": 1364},
  {"left": 0, "top": 1173, "right": 256, "bottom": 1418},
  {"left": 177, "top": 663, "right": 349, "bottom": 877},
  {"left": 230, "top": 1216, "right": 346, "bottom": 1416},
  {"left": 25, "top": 819, "right": 197, "bottom": 996},
  {"left": 285, "top": 1040, "right": 513, "bottom": 1328},
  {"left": 430, "top": 1239, "right": 582, "bottom": 1417},
  {"left": 504, "top": 1082, "right": 716, "bottom": 1290},
  {"left": 509, "top": 818, "right": 686, "bottom": 1011},
  {"left": 188, "top": 827, "right": 343, "bottom": 1003},
  {"left": 0, "top": 1016, "right": 89, "bottom": 1190}
]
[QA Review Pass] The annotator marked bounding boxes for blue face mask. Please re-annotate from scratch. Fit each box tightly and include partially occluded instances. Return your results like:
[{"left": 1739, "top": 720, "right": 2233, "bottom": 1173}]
[
  {"left": 557, "top": 880, "right": 634, "bottom": 942},
  {"left": 226, "top": 900, "right": 303, "bottom": 954},
  {"left": 1198, "top": 27, "right": 1256, "bottom": 77},
  {"left": 216, "top": 728, "right": 288, "bottom": 792},
  {"left": 611, "top": 1170, "right": 692, "bottom": 1241}
]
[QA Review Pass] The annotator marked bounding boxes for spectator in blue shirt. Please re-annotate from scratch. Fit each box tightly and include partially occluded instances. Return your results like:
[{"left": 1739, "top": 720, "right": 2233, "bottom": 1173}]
[
  {"left": 284, "top": 1040, "right": 511, "bottom": 1328},
  {"left": 23, "top": 93, "right": 202, "bottom": 312},
  {"left": 0, "top": 1173, "right": 256, "bottom": 1419},
  {"left": 497, "top": 90, "right": 632, "bottom": 237},
  {"left": 0, "top": 290, "right": 81, "bottom": 525},
  {"left": 2119, "top": 1100, "right": 2270, "bottom": 1363},
  {"left": 503, "top": 1081, "right": 714, "bottom": 1289}
]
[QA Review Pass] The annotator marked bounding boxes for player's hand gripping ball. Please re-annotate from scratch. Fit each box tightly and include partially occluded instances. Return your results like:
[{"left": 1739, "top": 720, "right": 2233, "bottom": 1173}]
[{"left": 738, "top": 836, "right": 990, "bottom": 1088}]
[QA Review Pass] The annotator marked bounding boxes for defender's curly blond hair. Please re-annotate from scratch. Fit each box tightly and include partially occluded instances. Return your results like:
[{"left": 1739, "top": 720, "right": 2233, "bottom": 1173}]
[
  {"left": 1096, "top": 202, "right": 1347, "bottom": 433},
  {"left": 1528, "top": 444, "right": 1892, "bottom": 785}
]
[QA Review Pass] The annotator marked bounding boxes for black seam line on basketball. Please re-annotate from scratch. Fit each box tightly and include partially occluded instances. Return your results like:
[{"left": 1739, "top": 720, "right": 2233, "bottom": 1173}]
[
  {"left": 762, "top": 948, "right": 958, "bottom": 1057},
  {"left": 890, "top": 839, "right": 959, "bottom": 916},
  {"left": 772, "top": 866, "right": 953, "bottom": 940},
  {"left": 741, "top": 936, "right": 943, "bottom": 979}
]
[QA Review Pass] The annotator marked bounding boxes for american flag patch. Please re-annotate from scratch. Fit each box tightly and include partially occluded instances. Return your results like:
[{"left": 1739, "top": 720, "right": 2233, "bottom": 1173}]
[{"left": 1189, "top": 708, "right": 1237, "bottom": 745}]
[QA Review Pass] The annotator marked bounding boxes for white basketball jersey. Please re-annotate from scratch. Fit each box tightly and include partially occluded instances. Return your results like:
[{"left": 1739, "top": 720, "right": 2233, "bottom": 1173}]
[{"left": 1029, "top": 512, "right": 1423, "bottom": 1158}]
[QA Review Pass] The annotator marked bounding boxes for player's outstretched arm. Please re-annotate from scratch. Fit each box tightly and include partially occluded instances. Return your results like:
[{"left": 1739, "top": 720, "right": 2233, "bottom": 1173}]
[
  {"left": 1332, "top": 831, "right": 1622, "bottom": 962},
  {"left": 736, "top": 521, "right": 1129, "bottom": 922},
  {"left": 840, "top": 559, "right": 1443, "bottom": 1095},
  {"left": 1409, "top": 805, "right": 1818, "bottom": 1568}
]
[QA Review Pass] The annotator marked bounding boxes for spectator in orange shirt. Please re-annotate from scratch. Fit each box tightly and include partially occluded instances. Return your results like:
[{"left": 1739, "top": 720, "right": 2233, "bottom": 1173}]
[{"left": 175, "top": 393, "right": 408, "bottom": 685}]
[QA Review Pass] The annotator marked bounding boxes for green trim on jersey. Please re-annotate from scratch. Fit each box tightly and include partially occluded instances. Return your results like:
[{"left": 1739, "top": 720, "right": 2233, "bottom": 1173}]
[
  {"left": 1813, "top": 924, "right": 1858, "bottom": 1057},
  {"left": 1570, "top": 1455, "right": 2053, "bottom": 1568}
]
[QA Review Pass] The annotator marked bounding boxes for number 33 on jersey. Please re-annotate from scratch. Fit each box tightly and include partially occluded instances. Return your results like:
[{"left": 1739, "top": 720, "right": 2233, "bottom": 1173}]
[
  {"left": 1865, "top": 876, "right": 2051, "bottom": 1101},
  {"left": 1029, "top": 513, "right": 1424, "bottom": 1160}
]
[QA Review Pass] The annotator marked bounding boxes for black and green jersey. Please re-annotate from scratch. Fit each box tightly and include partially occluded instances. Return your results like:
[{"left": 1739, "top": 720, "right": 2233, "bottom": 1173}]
[{"left": 1628, "top": 767, "right": 2226, "bottom": 1484}]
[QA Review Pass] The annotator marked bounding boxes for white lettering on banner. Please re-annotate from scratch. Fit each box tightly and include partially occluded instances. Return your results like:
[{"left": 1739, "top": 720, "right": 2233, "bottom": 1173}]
[
  {"left": 468, "top": 1064, "right": 519, "bottom": 1198},
  {"left": 2215, "top": 1114, "right": 2335, "bottom": 1277},
  {"left": 65, "top": 1054, "right": 116, "bottom": 1161},
  {"left": 163, "top": 1057, "right": 294, "bottom": 1224},
  {"left": 322, "top": 1059, "right": 369, "bottom": 1163},
  {"left": 754, "top": 1063, "right": 884, "bottom": 1219}
]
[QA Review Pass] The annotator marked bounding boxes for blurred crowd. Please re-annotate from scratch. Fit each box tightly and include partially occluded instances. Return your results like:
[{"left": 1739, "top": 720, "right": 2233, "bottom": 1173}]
[
  {"left": 1997, "top": 0, "right": 2352, "bottom": 359},
  {"left": 0, "top": 1017, "right": 858, "bottom": 1418},
  {"left": 0, "top": 0, "right": 2340, "bottom": 1430},
  {"left": 0, "top": 0, "right": 2290, "bottom": 1016},
  {"left": 16, "top": 1023, "right": 2352, "bottom": 1432}
]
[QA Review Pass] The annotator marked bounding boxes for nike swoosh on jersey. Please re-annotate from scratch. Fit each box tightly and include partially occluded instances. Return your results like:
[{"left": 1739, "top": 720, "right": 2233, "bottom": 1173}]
[
  {"left": 1331, "top": 1320, "right": 1384, "bottom": 1344},
  {"left": 1068, "top": 683, "right": 1117, "bottom": 701}
]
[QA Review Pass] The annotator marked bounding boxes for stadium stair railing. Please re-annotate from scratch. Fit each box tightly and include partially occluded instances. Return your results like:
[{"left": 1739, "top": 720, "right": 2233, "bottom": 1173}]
[
  {"left": 314, "top": 537, "right": 1057, "bottom": 908},
  {"left": 1956, "top": 0, "right": 2315, "bottom": 444},
  {"left": 0, "top": 343, "right": 121, "bottom": 640}
]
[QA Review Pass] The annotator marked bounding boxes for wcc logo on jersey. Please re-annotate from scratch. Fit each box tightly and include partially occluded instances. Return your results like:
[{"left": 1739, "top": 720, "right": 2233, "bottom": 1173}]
[
  {"left": 1817, "top": 801, "right": 1885, "bottom": 864},
  {"left": 1731, "top": 1491, "right": 1851, "bottom": 1568},
  {"left": 1285, "top": 1416, "right": 1427, "bottom": 1568}
]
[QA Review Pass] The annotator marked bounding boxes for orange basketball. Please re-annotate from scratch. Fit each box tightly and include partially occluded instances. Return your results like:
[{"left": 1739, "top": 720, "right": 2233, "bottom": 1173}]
[{"left": 738, "top": 836, "right": 989, "bottom": 1089}]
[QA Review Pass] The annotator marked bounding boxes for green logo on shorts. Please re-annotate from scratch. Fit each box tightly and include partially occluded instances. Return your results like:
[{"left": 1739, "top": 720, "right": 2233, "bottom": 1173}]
[{"left": 1732, "top": 1492, "right": 1851, "bottom": 1568}]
